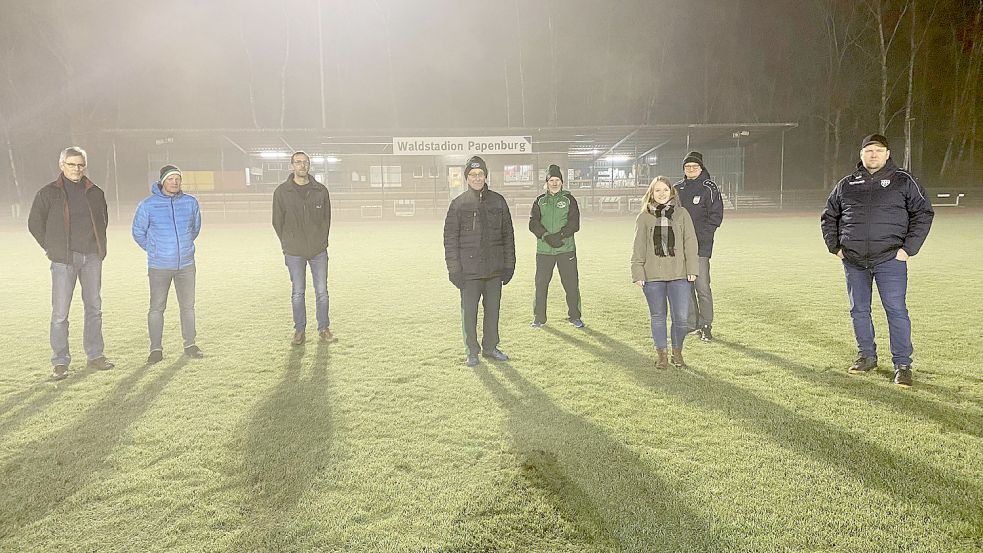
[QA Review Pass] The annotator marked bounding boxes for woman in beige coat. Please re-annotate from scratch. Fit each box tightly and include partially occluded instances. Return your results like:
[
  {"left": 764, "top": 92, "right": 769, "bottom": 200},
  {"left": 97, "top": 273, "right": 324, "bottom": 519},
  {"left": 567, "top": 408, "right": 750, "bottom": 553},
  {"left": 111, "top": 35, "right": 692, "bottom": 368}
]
[{"left": 631, "top": 176, "right": 699, "bottom": 368}]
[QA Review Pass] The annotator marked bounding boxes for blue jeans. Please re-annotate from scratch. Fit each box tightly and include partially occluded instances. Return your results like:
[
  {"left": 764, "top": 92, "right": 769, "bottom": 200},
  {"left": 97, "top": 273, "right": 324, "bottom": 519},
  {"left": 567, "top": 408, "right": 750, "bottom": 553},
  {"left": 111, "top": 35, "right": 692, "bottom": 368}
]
[
  {"left": 843, "top": 258, "right": 912, "bottom": 366},
  {"left": 642, "top": 279, "right": 691, "bottom": 349},
  {"left": 148, "top": 265, "right": 197, "bottom": 351},
  {"left": 285, "top": 251, "right": 329, "bottom": 331},
  {"left": 50, "top": 251, "right": 104, "bottom": 366}
]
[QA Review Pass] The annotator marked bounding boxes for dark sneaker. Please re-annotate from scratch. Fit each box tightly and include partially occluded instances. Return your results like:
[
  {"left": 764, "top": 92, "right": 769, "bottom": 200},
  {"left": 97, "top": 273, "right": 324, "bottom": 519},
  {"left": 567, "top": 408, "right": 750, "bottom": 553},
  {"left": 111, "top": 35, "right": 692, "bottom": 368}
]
[
  {"left": 184, "top": 345, "right": 203, "bottom": 358},
  {"left": 147, "top": 350, "right": 164, "bottom": 364},
  {"left": 291, "top": 330, "right": 306, "bottom": 346},
  {"left": 51, "top": 364, "right": 69, "bottom": 381},
  {"left": 569, "top": 319, "right": 585, "bottom": 329},
  {"left": 894, "top": 365, "right": 913, "bottom": 387},
  {"left": 465, "top": 354, "right": 479, "bottom": 368},
  {"left": 529, "top": 321, "right": 545, "bottom": 329},
  {"left": 848, "top": 356, "right": 878, "bottom": 374},
  {"left": 87, "top": 357, "right": 114, "bottom": 371},
  {"left": 699, "top": 324, "right": 713, "bottom": 342},
  {"left": 482, "top": 349, "right": 509, "bottom": 362},
  {"left": 319, "top": 328, "right": 338, "bottom": 343}
]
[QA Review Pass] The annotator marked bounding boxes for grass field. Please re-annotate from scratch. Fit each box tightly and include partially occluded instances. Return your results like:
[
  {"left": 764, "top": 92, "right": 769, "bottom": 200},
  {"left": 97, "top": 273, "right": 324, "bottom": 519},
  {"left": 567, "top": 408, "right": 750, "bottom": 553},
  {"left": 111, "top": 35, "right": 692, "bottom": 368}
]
[{"left": 0, "top": 211, "right": 981, "bottom": 552}]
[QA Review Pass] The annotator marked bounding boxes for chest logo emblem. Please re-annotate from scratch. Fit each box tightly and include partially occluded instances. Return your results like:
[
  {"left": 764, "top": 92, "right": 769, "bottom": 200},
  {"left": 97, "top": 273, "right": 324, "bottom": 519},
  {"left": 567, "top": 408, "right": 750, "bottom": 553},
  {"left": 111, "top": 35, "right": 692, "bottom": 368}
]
[
  {"left": 693, "top": 197, "right": 701, "bottom": 205},
  {"left": 880, "top": 180, "right": 890, "bottom": 187},
  {"left": 556, "top": 200, "right": 568, "bottom": 209}
]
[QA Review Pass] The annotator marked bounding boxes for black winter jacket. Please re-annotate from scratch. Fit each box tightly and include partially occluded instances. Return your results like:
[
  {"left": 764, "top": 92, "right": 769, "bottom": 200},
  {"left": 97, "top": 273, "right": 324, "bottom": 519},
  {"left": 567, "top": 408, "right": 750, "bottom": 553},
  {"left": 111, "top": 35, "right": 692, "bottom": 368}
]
[
  {"left": 443, "top": 185, "right": 516, "bottom": 280},
  {"left": 821, "top": 159, "right": 934, "bottom": 268},
  {"left": 28, "top": 175, "right": 109, "bottom": 263},
  {"left": 272, "top": 177, "right": 332, "bottom": 259},
  {"left": 674, "top": 170, "right": 724, "bottom": 257}
]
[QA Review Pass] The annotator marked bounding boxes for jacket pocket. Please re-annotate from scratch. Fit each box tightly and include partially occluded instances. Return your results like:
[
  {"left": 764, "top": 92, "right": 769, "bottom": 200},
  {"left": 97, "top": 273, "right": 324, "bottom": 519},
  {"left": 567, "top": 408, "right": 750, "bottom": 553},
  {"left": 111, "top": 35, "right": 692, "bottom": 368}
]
[{"left": 486, "top": 207, "right": 503, "bottom": 231}]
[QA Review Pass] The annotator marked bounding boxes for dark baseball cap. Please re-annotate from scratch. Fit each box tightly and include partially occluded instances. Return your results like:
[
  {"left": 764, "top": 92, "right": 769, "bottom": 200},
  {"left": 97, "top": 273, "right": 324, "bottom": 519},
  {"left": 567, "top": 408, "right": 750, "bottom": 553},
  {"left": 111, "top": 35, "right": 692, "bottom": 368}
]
[{"left": 861, "top": 134, "right": 889, "bottom": 149}]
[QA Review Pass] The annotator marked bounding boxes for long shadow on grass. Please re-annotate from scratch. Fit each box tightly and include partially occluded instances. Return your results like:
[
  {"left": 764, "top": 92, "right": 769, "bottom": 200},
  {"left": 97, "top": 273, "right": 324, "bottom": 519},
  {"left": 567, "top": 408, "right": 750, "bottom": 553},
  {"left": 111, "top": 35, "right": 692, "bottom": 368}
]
[
  {"left": 465, "top": 362, "right": 731, "bottom": 552},
  {"left": 546, "top": 326, "right": 983, "bottom": 534},
  {"left": 232, "top": 344, "right": 334, "bottom": 551},
  {"left": 0, "top": 370, "right": 96, "bottom": 440},
  {"left": 736, "top": 287, "right": 974, "bottom": 404},
  {"left": 713, "top": 337, "right": 983, "bottom": 439},
  {"left": 0, "top": 358, "right": 186, "bottom": 537}
]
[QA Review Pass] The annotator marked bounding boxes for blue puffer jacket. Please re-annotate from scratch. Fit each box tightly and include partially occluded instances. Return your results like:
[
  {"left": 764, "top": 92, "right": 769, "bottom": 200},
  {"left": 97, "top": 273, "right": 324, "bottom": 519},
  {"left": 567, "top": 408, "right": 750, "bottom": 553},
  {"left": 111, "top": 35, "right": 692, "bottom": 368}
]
[{"left": 132, "top": 181, "right": 201, "bottom": 269}]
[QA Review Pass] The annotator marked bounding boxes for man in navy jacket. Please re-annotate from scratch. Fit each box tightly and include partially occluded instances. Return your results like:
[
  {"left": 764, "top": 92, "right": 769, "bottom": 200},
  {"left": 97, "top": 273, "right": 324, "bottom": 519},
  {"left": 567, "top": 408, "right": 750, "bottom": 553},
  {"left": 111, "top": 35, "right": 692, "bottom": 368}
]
[
  {"left": 132, "top": 164, "right": 203, "bottom": 364},
  {"left": 674, "top": 151, "right": 723, "bottom": 341},
  {"left": 821, "top": 134, "right": 934, "bottom": 387}
]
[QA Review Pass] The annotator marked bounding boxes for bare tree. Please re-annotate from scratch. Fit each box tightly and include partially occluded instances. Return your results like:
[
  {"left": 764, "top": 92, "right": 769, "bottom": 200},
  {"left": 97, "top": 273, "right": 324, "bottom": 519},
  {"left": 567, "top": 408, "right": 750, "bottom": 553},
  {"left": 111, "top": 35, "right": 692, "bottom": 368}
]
[
  {"left": 279, "top": 31, "right": 291, "bottom": 129},
  {"left": 239, "top": 16, "right": 260, "bottom": 128},
  {"left": 940, "top": 0, "right": 983, "bottom": 177},
  {"left": 513, "top": 0, "right": 527, "bottom": 126},
  {"left": 864, "top": 0, "right": 910, "bottom": 134},
  {"left": 817, "top": 1, "right": 866, "bottom": 184}
]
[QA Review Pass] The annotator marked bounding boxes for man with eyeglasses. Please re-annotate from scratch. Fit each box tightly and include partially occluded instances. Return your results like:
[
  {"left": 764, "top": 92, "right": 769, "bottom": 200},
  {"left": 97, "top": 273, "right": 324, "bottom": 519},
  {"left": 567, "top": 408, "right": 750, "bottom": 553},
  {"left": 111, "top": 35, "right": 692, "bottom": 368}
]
[
  {"left": 821, "top": 134, "right": 934, "bottom": 387},
  {"left": 443, "top": 155, "right": 516, "bottom": 368},
  {"left": 674, "top": 151, "right": 723, "bottom": 342},
  {"left": 28, "top": 146, "right": 114, "bottom": 380},
  {"left": 272, "top": 151, "right": 336, "bottom": 345}
]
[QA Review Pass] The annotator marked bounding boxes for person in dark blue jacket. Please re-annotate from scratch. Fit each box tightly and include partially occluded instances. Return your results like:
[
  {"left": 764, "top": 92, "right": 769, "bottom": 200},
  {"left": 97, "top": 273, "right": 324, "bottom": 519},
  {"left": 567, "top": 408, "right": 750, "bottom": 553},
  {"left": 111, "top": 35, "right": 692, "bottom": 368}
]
[
  {"left": 821, "top": 134, "right": 934, "bottom": 387},
  {"left": 674, "top": 151, "right": 723, "bottom": 341},
  {"left": 132, "top": 165, "right": 203, "bottom": 364}
]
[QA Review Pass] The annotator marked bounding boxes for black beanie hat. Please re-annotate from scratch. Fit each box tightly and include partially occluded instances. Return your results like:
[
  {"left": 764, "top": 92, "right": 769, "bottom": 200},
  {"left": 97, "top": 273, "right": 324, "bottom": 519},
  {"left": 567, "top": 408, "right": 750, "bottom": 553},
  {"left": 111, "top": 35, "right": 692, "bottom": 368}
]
[
  {"left": 159, "top": 164, "right": 182, "bottom": 182},
  {"left": 861, "top": 134, "right": 889, "bottom": 149},
  {"left": 464, "top": 156, "right": 487, "bottom": 178},
  {"left": 546, "top": 164, "right": 563, "bottom": 182},
  {"left": 682, "top": 151, "right": 704, "bottom": 169}
]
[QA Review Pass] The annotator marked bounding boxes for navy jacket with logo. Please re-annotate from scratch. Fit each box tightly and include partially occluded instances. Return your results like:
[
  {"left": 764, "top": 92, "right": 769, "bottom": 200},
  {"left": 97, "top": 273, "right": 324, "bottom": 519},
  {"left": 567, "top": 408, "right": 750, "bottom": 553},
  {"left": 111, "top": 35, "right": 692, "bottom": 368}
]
[
  {"left": 674, "top": 170, "right": 723, "bottom": 257},
  {"left": 821, "top": 158, "right": 934, "bottom": 268}
]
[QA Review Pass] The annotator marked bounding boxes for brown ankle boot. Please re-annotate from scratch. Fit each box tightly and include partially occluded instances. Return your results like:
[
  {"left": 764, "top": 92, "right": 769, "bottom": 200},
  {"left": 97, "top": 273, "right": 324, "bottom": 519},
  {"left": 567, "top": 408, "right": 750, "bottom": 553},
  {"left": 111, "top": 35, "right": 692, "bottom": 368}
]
[
  {"left": 656, "top": 348, "right": 669, "bottom": 369},
  {"left": 671, "top": 348, "right": 685, "bottom": 368}
]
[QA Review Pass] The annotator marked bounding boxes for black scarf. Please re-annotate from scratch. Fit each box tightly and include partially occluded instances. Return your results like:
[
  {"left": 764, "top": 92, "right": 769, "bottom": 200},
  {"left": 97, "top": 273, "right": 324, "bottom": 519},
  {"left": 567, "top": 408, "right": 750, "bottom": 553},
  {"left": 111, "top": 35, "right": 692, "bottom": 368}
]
[{"left": 650, "top": 203, "right": 675, "bottom": 257}]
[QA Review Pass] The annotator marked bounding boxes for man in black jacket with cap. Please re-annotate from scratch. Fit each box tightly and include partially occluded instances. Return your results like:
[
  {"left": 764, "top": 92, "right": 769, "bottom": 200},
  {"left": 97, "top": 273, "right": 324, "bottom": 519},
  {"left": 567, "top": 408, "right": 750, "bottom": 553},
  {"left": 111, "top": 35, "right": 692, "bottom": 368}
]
[
  {"left": 821, "top": 134, "right": 934, "bottom": 387},
  {"left": 674, "top": 151, "right": 723, "bottom": 341},
  {"left": 443, "top": 155, "right": 516, "bottom": 367}
]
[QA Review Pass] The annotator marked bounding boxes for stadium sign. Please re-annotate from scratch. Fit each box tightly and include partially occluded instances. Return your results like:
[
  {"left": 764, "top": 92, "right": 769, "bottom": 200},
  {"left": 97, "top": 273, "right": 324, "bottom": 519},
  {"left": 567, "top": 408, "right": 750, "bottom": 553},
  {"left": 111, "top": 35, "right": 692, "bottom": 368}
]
[{"left": 393, "top": 136, "right": 533, "bottom": 155}]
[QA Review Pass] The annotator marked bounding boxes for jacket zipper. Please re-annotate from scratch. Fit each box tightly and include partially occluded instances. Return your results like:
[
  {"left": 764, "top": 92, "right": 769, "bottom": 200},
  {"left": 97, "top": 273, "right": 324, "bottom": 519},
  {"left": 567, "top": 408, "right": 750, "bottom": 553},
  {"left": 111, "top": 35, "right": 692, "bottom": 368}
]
[
  {"left": 170, "top": 196, "right": 181, "bottom": 269},
  {"left": 61, "top": 185, "right": 71, "bottom": 261},
  {"left": 864, "top": 175, "right": 872, "bottom": 268}
]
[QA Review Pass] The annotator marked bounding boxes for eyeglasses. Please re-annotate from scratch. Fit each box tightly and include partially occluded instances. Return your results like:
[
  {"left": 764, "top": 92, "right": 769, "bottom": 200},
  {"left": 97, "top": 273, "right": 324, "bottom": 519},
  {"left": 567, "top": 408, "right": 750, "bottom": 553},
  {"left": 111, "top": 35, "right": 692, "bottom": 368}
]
[
  {"left": 292, "top": 160, "right": 310, "bottom": 166},
  {"left": 683, "top": 164, "right": 701, "bottom": 169},
  {"left": 63, "top": 162, "right": 86, "bottom": 169}
]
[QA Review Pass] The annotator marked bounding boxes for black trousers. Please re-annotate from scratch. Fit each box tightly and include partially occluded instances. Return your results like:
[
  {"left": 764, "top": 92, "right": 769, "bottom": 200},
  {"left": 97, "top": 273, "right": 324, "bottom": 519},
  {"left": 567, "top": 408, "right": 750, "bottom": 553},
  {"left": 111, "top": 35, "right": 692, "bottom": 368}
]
[
  {"left": 460, "top": 276, "right": 503, "bottom": 355},
  {"left": 533, "top": 252, "right": 582, "bottom": 324}
]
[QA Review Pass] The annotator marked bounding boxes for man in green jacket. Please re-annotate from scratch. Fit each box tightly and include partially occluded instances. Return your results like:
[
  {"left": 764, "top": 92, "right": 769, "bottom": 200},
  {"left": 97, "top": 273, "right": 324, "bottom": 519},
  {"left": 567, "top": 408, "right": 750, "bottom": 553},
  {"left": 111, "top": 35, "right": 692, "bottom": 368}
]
[{"left": 528, "top": 164, "right": 583, "bottom": 328}]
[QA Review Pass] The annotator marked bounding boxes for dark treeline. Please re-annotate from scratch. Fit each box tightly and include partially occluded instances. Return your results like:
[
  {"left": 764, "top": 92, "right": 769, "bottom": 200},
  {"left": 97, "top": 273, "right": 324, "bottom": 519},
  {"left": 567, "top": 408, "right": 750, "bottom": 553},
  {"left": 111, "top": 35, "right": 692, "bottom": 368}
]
[{"left": 0, "top": 0, "right": 980, "bottom": 205}]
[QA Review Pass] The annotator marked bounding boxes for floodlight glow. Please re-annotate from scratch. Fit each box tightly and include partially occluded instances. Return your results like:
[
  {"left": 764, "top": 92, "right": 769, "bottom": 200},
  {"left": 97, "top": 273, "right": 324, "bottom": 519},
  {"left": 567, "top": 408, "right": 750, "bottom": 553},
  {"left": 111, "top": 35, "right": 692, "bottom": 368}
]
[
  {"left": 326, "top": 157, "right": 341, "bottom": 164},
  {"left": 605, "top": 155, "right": 631, "bottom": 163},
  {"left": 260, "top": 152, "right": 290, "bottom": 159},
  {"left": 311, "top": 156, "right": 325, "bottom": 164}
]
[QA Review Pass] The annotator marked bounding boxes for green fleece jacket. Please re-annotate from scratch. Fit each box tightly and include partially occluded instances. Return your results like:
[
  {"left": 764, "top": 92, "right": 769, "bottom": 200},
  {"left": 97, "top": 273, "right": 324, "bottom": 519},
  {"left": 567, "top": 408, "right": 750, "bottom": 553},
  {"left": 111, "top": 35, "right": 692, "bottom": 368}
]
[
  {"left": 630, "top": 203, "right": 699, "bottom": 282},
  {"left": 528, "top": 190, "right": 579, "bottom": 255}
]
